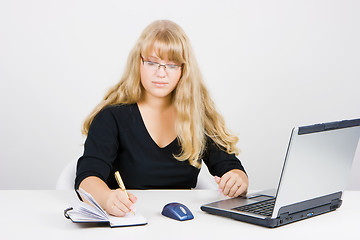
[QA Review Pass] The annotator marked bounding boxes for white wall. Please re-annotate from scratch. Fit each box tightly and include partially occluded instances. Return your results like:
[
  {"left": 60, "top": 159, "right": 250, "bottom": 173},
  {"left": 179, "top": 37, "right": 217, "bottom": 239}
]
[{"left": 1, "top": 0, "right": 359, "bottom": 190}]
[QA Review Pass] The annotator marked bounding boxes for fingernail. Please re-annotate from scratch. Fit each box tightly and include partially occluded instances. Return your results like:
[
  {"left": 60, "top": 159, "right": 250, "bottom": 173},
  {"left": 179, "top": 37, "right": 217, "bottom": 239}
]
[{"left": 130, "top": 205, "right": 136, "bottom": 212}]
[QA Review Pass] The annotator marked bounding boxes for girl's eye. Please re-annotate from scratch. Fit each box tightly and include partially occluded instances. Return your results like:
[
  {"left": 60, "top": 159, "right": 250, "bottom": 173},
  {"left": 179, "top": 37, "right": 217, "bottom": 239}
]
[
  {"left": 146, "top": 61, "right": 158, "bottom": 66},
  {"left": 167, "top": 64, "right": 178, "bottom": 69}
]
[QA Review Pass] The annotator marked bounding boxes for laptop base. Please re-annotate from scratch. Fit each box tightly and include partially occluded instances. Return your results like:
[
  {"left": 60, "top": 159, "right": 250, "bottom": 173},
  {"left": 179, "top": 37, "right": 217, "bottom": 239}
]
[{"left": 201, "top": 192, "right": 342, "bottom": 228}]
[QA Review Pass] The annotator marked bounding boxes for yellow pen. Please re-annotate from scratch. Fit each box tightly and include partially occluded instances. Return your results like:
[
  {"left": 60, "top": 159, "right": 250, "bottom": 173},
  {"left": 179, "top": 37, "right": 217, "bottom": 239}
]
[{"left": 114, "top": 171, "right": 135, "bottom": 215}]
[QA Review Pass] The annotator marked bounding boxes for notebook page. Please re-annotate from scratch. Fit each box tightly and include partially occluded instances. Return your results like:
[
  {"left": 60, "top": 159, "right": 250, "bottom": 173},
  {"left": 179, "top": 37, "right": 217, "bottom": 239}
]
[
  {"left": 77, "top": 188, "right": 107, "bottom": 217},
  {"left": 68, "top": 201, "right": 108, "bottom": 222}
]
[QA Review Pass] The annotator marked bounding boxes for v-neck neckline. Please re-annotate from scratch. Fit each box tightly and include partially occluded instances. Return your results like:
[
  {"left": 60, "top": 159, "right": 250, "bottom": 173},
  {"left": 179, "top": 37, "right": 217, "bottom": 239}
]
[{"left": 134, "top": 103, "right": 178, "bottom": 150}]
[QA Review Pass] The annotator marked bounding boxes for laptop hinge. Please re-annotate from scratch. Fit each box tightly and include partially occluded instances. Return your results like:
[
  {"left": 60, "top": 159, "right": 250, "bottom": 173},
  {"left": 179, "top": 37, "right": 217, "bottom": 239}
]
[
  {"left": 276, "top": 191, "right": 342, "bottom": 217},
  {"left": 330, "top": 198, "right": 342, "bottom": 210}
]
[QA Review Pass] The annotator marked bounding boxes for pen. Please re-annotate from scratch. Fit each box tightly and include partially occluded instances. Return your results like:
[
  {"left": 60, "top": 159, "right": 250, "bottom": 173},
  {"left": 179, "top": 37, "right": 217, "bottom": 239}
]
[{"left": 114, "top": 171, "right": 135, "bottom": 215}]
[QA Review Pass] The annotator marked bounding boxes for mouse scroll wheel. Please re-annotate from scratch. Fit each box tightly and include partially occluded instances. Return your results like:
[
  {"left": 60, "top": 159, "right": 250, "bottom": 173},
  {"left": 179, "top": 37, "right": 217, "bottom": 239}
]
[{"left": 179, "top": 206, "right": 187, "bottom": 214}]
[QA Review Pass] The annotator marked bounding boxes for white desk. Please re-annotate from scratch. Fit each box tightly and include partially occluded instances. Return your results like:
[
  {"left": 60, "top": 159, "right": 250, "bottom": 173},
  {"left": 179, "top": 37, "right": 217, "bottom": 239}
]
[{"left": 0, "top": 190, "right": 359, "bottom": 239}]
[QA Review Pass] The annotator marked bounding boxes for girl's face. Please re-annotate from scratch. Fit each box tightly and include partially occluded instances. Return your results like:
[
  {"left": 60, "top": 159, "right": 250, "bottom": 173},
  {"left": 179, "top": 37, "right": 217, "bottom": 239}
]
[{"left": 140, "top": 50, "right": 182, "bottom": 101}]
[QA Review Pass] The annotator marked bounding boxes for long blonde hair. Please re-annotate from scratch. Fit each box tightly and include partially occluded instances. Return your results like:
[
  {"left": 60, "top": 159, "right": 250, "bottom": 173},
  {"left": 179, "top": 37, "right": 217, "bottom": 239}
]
[{"left": 82, "top": 20, "right": 239, "bottom": 168}]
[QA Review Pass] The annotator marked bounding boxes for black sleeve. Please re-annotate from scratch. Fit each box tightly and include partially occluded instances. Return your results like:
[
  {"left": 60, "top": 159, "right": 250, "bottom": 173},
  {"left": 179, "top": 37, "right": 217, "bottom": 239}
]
[
  {"left": 75, "top": 108, "right": 119, "bottom": 190},
  {"left": 202, "top": 138, "right": 246, "bottom": 177}
]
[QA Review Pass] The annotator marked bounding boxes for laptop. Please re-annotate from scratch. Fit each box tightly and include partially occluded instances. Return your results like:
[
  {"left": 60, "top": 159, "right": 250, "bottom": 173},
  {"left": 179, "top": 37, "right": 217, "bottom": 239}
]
[{"left": 201, "top": 118, "right": 360, "bottom": 228}]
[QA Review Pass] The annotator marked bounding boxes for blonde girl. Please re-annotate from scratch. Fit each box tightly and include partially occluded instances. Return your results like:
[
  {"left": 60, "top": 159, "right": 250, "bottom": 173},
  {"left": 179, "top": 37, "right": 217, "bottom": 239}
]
[{"left": 76, "top": 20, "right": 248, "bottom": 217}]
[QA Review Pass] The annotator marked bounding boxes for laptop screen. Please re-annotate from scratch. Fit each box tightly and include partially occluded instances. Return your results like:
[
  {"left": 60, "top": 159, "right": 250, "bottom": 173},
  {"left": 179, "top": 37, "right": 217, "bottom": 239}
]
[{"left": 272, "top": 119, "right": 360, "bottom": 218}]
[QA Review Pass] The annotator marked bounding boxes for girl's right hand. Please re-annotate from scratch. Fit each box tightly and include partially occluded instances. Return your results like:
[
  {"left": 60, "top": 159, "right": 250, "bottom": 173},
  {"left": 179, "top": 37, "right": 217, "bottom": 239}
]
[{"left": 104, "top": 189, "right": 137, "bottom": 217}]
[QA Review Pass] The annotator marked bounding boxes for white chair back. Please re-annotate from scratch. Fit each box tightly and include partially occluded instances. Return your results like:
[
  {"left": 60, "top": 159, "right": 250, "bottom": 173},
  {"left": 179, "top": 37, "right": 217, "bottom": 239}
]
[{"left": 56, "top": 159, "right": 77, "bottom": 190}]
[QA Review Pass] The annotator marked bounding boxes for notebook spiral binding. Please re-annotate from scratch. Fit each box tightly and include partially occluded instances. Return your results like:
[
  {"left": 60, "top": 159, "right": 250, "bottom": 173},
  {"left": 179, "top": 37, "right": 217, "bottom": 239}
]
[{"left": 64, "top": 207, "right": 73, "bottom": 219}]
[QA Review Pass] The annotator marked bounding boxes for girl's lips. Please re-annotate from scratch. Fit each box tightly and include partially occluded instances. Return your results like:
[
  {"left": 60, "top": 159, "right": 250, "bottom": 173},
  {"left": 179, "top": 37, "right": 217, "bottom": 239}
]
[{"left": 152, "top": 81, "right": 168, "bottom": 87}]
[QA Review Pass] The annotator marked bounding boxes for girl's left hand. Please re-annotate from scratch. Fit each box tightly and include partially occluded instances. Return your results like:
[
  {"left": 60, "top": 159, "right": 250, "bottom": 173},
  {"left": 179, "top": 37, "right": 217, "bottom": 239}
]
[{"left": 215, "top": 169, "right": 248, "bottom": 198}]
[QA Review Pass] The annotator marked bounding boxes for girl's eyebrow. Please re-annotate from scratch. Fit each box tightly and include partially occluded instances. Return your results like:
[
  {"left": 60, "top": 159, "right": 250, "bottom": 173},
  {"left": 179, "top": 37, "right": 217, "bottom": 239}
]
[
  {"left": 147, "top": 56, "right": 177, "bottom": 64},
  {"left": 147, "top": 56, "right": 161, "bottom": 61}
]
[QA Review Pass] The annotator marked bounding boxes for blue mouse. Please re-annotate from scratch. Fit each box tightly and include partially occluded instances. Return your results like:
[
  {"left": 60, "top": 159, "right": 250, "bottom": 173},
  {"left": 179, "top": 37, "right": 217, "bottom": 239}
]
[{"left": 161, "top": 202, "right": 194, "bottom": 221}]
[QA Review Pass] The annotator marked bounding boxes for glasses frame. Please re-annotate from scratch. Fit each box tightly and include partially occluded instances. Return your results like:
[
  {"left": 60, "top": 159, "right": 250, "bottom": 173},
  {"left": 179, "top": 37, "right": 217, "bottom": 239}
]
[{"left": 140, "top": 55, "right": 183, "bottom": 72}]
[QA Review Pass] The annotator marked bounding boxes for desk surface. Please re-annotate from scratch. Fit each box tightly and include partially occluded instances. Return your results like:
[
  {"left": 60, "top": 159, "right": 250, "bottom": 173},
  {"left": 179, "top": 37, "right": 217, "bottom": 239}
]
[{"left": 1, "top": 190, "right": 359, "bottom": 239}]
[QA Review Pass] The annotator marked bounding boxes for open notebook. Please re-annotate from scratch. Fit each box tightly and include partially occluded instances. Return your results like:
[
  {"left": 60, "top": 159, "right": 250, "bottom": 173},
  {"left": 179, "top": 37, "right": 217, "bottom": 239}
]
[{"left": 64, "top": 188, "right": 147, "bottom": 227}]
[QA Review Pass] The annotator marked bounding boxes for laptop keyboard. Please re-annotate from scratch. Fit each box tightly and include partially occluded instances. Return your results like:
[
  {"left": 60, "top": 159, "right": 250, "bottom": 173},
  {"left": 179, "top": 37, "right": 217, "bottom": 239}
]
[{"left": 232, "top": 198, "right": 275, "bottom": 216}]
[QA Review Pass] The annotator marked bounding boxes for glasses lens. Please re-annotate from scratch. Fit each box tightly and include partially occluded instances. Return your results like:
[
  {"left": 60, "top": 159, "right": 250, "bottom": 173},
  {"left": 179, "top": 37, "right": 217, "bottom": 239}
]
[
  {"left": 143, "top": 60, "right": 181, "bottom": 72},
  {"left": 145, "top": 61, "right": 159, "bottom": 69},
  {"left": 167, "top": 64, "right": 180, "bottom": 70}
]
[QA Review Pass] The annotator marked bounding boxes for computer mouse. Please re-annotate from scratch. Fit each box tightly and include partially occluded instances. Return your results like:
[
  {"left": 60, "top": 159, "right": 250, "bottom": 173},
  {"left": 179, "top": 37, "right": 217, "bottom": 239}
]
[{"left": 161, "top": 202, "right": 194, "bottom": 221}]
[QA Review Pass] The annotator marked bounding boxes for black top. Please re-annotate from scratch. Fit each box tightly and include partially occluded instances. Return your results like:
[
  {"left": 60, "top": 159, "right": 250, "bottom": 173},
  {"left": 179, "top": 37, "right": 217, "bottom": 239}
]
[{"left": 75, "top": 104, "right": 245, "bottom": 190}]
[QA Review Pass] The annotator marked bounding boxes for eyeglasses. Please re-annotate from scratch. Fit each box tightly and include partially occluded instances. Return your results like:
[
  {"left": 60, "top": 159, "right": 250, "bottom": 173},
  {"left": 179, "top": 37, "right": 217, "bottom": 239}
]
[{"left": 140, "top": 55, "right": 183, "bottom": 73}]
